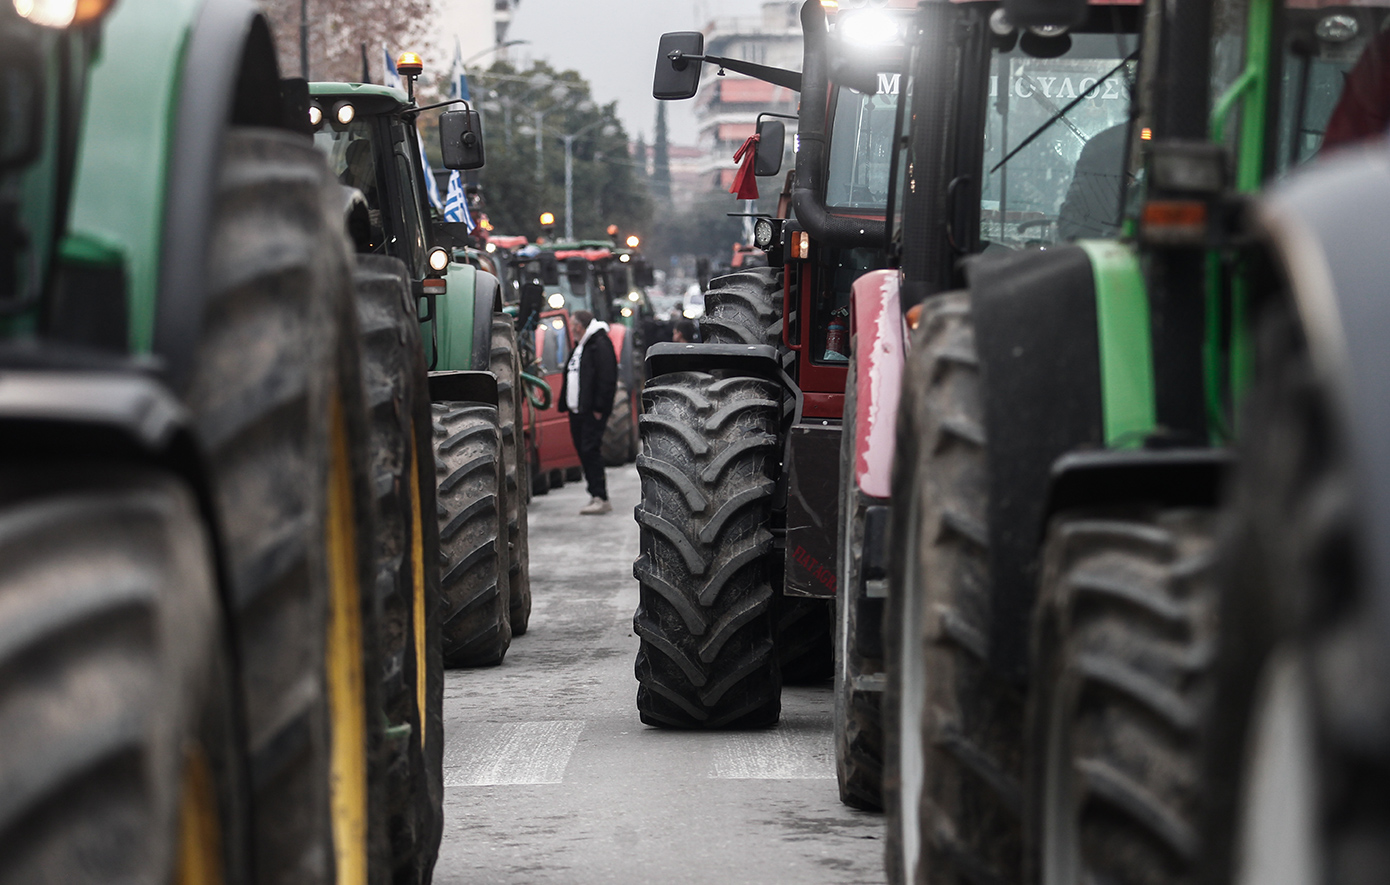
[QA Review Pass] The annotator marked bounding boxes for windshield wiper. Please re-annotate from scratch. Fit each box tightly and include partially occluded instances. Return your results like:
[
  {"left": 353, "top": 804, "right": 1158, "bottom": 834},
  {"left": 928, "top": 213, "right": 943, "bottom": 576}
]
[{"left": 989, "top": 49, "right": 1138, "bottom": 174}]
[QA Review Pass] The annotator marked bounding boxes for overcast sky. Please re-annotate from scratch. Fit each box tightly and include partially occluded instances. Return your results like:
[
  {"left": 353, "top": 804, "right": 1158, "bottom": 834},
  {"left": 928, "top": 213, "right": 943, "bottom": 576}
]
[{"left": 503, "top": 0, "right": 765, "bottom": 145}]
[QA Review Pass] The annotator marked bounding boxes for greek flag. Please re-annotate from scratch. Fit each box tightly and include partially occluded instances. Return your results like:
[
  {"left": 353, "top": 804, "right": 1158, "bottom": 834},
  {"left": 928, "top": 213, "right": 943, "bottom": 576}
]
[
  {"left": 444, "top": 170, "right": 475, "bottom": 231},
  {"left": 383, "top": 45, "right": 401, "bottom": 90},
  {"left": 418, "top": 136, "right": 444, "bottom": 213},
  {"left": 448, "top": 38, "right": 471, "bottom": 102}
]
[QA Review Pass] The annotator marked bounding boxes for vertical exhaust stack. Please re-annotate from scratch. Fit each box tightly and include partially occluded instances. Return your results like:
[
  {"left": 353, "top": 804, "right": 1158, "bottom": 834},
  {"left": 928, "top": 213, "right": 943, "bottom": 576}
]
[{"left": 792, "top": 0, "right": 887, "bottom": 249}]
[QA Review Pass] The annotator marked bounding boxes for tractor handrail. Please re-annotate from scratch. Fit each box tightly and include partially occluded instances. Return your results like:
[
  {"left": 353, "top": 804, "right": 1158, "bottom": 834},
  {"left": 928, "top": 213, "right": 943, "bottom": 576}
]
[{"left": 520, "top": 371, "right": 552, "bottom": 410}]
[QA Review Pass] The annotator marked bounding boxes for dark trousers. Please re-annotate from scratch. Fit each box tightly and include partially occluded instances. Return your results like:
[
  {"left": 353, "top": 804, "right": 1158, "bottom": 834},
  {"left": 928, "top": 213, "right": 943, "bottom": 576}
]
[{"left": 568, "top": 411, "right": 608, "bottom": 501}]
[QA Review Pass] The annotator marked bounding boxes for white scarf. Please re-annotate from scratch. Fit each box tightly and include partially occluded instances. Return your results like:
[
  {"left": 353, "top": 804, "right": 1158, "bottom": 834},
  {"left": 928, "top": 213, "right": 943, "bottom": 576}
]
[{"left": 566, "top": 319, "right": 608, "bottom": 411}]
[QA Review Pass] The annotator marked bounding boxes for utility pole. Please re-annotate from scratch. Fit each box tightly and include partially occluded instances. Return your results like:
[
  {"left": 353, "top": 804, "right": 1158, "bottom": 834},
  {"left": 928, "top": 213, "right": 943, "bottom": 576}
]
[
  {"left": 534, "top": 110, "right": 544, "bottom": 186},
  {"left": 563, "top": 134, "right": 576, "bottom": 240},
  {"left": 299, "top": 0, "right": 309, "bottom": 78}
]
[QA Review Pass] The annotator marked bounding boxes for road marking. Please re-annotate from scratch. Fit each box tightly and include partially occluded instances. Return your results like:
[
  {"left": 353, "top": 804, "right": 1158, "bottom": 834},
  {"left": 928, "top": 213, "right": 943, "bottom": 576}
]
[
  {"left": 444, "top": 720, "right": 586, "bottom": 786},
  {"left": 709, "top": 726, "right": 836, "bottom": 779}
]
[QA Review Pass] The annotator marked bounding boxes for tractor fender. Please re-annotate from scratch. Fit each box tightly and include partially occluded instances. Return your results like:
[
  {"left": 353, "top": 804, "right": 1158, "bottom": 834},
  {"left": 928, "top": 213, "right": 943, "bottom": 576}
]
[
  {"left": 848, "top": 269, "right": 905, "bottom": 499},
  {"left": 1043, "top": 448, "right": 1231, "bottom": 522},
  {"left": 968, "top": 245, "right": 1106, "bottom": 680},
  {"left": 0, "top": 365, "right": 220, "bottom": 541},
  {"left": 1254, "top": 144, "right": 1390, "bottom": 658},
  {"left": 67, "top": 0, "right": 293, "bottom": 391},
  {"left": 432, "top": 263, "right": 502, "bottom": 372}
]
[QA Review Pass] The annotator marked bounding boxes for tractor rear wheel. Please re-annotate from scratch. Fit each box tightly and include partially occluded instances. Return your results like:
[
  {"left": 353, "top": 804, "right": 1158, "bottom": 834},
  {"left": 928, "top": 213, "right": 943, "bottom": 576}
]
[
  {"left": 189, "top": 127, "right": 387, "bottom": 885},
  {"left": 700, "top": 268, "right": 786, "bottom": 350},
  {"left": 602, "top": 383, "right": 635, "bottom": 467},
  {"left": 0, "top": 466, "right": 247, "bottom": 885},
  {"left": 1027, "top": 509, "right": 1216, "bottom": 885},
  {"left": 433, "top": 402, "right": 510, "bottom": 667},
  {"left": 1202, "top": 304, "right": 1390, "bottom": 885},
  {"left": 884, "top": 291, "right": 1022, "bottom": 885},
  {"left": 491, "top": 317, "right": 531, "bottom": 636},
  {"left": 835, "top": 357, "right": 885, "bottom": 811},
  {"left": 350, "top": 254, "right": 443, "bottom": 883},
  {"left": 633, "top": 371, "right": 782, "bottom": 728}
]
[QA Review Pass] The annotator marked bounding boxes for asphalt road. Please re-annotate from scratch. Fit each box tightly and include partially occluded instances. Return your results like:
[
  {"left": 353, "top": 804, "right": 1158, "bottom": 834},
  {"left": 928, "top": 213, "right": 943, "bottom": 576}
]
[{"left": 432, "top": 463, "right": 887, "bottom": 885}]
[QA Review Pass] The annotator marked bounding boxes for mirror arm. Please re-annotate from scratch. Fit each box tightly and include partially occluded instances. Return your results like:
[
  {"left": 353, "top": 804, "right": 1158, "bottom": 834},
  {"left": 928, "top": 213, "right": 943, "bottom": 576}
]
[
  {"left": 402, "top": 98, "right": 472, "bottom": 119},
  {"left": 669, "top": 51, "right": 803, "bottom": 93}
]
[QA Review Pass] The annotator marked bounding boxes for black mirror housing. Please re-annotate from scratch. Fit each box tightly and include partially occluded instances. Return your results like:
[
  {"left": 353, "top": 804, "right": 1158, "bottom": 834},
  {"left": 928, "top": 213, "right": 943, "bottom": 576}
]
[
  {"left": 654, "top": 32, "right": 704, "bottom": 100},
  {"left": 632, "top": 259, "right": 656, "bottom": 288},
  {"left": 754, "top": 120, "right": 785, "bottom": 177},
  {"left": 440, "top": 109, "right": 486, "bottom": 170}
]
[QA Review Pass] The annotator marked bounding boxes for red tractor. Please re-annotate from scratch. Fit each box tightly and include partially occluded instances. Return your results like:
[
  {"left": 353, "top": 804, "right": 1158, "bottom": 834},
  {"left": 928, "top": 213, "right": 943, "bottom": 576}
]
[{"left": 633, "top": 0, "right": 912, "bottom": 728}]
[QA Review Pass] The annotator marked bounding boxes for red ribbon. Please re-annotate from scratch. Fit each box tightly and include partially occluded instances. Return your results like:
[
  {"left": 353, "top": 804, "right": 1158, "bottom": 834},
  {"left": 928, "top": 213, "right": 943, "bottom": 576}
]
[{"left": 730, "top": 133, "right": 761, "bottom": 201}]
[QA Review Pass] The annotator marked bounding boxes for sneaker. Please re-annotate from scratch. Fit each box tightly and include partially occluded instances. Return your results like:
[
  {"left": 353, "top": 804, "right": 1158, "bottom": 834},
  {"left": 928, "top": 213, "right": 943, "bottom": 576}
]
[{"left": 579, "top": 497, "right": 612, "bottom": 515}]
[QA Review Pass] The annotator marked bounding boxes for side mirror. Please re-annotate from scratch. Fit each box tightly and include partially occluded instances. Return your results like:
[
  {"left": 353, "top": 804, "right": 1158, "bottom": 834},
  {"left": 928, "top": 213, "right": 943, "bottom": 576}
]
[
  {"left": 1002, "top": 0, "right": 1089, "bottom": 28},
  {"left": 432, "top": 221, "right": 473, "bottom": 250},
  {"left": 538, "top": 253, "right": 560, "bottom": 287},
  {"left": 440, "top": 109, "right": 486, "bottom": 170},
  {"left": 754, "top": 120, "right": 785, "bottom": 177},
  {"left": 653, "top": 32, "right": 704, "bottom": 101},
  {"left": 632, "top": 259, "right": 656, "bottom": 288},
  {"left": 519, "top": 280, "right": 545, "bottom": 331}
]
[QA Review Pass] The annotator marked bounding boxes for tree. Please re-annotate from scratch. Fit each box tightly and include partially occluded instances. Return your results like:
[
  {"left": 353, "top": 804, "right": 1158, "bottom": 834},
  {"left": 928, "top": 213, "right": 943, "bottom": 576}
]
[
  {"left": 471, "top": 61, "right": 652, "bottom": 242},
  {"left": 261, "top": 0, "right": 434, "bottom": 83},
  {"left": 652, "top": 103, "right": 671, "bottom": 203}
]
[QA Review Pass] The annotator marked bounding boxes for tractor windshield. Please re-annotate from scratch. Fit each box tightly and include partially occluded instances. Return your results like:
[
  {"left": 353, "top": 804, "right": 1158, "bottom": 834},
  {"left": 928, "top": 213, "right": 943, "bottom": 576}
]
[
  {"left": 825, "top": 75, "right": 902, "bottom": 212},
  {"left": 315, "top": 117, "right": 430, "bottom": 277},
  {"left": 981, "top": 32, "right": 1139, "bottom": 247}
]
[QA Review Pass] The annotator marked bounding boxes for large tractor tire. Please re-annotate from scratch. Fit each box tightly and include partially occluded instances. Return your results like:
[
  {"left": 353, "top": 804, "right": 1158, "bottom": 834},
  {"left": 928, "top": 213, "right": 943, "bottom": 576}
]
[
  {"left": 0, "top": 466, "right": 247, "bottom": 885},
  {"left": 432, "top": 402, "right": 511, "bottom": 667},
  {"left": 883, "top": 291, "right": 1023, "bottom": 885},
  {"left": 1026, "top": 509, "right": 1216, "bottom": 885},
  {"left": 491, "top": 316, "right": 531, "bottom": 636},
  {"left": 188, "top": 128, "right": 387, "bottom": 885},
  {"left": 351, "top": 255, "right": 443, "bottom": 883},
  {"left": 602, "top": 383, "right": 637, "bottom": 467},
  {"left": 633, "top": 371, "right": 782, "bottom": 728},
  {"left": 700, "top": 267, "right": 787, "bottom": 350},
  {"left": 835, "top": 357, "right": 885, "bottom": 811},
  {"left": 1201, "top": 305, "right": 1389, "bottom": 885}
]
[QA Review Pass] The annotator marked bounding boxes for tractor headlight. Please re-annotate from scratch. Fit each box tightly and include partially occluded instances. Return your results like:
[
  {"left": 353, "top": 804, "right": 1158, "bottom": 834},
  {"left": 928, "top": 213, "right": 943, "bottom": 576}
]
[
  {"left": 754, "top": 218, "right": 774, "bottom": 250},
  {"left": 333, "top": 101, "right": 356, "bottom": 126},
  {"left": 621, "top": 307, "right": 633, "bottom": 318},
  {"left": 838, "top": 9, "right": 901, "bottom": 46},
  {"left": 308, "top": 104, "right": 324, "bottom": 127},
  {"left": 14, "top": 0, "right": 115, "bottom": 27},
  {"left": 628, "top": 291, "right": 641, "bottom": 302},
  {"left": 428, "top": 247, "right": 450, "bottom": 272},
  {"left": 548, "top": 293, "right": 565, "bottom": 309}
]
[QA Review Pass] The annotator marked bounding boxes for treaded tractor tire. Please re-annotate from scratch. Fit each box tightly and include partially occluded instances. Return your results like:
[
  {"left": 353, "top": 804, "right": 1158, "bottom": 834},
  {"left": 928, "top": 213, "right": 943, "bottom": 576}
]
[
  {"left": 351, "top": 254, "right": 443, "bottom": 883},
  {"left": 189, "top": 127, "right": 387, "bottom": 885},
  {"left": 1026, "top": 509, "right": 1216, "bottom": 885},
  {"left": 433, "top": 402, "right": 511, "bottom": 666},
  {"left": 700, "top": 268, "right": 787, "bottom": 350},
  {"left": 777, "top": 597, "right": 834, "bottom": 684},
  {"left": 491, "top": 317, "right": 531, "bottom": 636},
  {"left": 883, "top": 291, "right": 1023, "bottom": 885},
  {"left": 1201, "top": 303, "right": 1389, "bottom": 885},
  {"left": 633, "top": 371, "right": 782, "bottom": 728},
  {"left": 602, "top": 383, "right": 636, "bottom": 467},
  {"left": 835, "top": 356, "right": 885, "bottom": 811},
  {"left": 0, "top": 466, "right": 248, "bottom": 885}
]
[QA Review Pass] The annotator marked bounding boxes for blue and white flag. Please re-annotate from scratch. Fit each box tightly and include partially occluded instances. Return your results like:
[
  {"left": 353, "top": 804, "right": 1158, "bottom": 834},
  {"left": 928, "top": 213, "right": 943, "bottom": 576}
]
[
  {"left": 418, "top": 136, "right": 444, "bottom": 213},
  {"left": 383, "top": 45, "right": 401, "bottom": 90},
  {"left": 444, "top": 170, "right": 475, "bottom": 231},
  {"left": 448, "top": 37, "right": 471, "bottom": 102}
]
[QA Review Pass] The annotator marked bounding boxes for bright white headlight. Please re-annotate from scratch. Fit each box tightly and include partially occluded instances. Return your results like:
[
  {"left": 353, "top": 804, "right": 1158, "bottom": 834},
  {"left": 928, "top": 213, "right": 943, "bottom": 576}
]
[
  {"left": 548, "top": 293, "right": 565, "bottom": 309},
  {"left": 839, "top": 10, "right": 900, "bottom": 46},
  {"left": 428, "top": 247, "right": 450, "bottom": 272}
]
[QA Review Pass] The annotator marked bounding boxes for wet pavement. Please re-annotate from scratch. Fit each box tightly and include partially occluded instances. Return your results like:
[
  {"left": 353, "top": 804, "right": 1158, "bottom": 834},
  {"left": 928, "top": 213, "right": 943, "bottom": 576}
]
[{"left": 432, "top": 463, "right": 886, "bottom": 885}]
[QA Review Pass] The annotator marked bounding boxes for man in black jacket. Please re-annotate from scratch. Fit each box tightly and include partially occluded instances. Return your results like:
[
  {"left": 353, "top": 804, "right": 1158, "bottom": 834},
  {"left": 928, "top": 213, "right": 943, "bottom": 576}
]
[{"left": 558, "top": 310, "right": 618, "bottom": 514}]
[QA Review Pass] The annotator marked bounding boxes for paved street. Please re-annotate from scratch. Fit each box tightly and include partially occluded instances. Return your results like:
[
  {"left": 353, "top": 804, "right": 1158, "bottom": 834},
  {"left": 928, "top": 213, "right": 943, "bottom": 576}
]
[{"left": 433, "top": 464, "right": 886, "bottom": 885}]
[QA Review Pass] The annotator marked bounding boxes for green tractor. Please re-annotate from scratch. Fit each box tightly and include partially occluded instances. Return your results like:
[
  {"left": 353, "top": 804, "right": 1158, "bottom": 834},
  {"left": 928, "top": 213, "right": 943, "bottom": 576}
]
[
  {"left": 309, "top": 71, "right": 535, "bottom": 664},
  {"left": 877, "top": 0, "right": 1388, "bottom": 880},
  {"left": 1, "top": 0, "right": 444, "bottom": 883}
]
